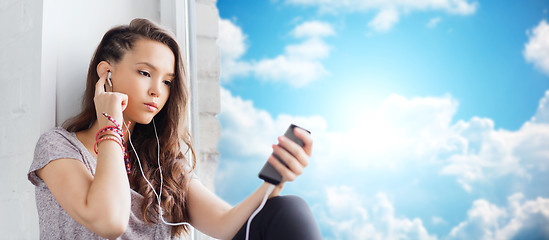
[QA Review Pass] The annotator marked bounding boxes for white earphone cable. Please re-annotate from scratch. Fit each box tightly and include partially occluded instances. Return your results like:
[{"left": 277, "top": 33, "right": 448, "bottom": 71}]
[
  {"left": 125, "top": 119, "right": 191, "bottom": 227},
  {"left": 125, "top": 118, "right": 275, "bottom": 239},
  {"left": 245, "top": 184, "right": 276, "bottom": 240},
  {"left": 113, "top": 77, "right": 190, "bottom": 227}
]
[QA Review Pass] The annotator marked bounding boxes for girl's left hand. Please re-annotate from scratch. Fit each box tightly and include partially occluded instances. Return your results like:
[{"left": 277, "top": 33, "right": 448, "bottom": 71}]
[{"left": 268, "top": 127, "right": 313, "bottom": 183}]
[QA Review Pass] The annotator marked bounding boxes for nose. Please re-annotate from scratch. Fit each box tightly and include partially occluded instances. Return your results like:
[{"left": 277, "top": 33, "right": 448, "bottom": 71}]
[{"left": 148, "top": 79, "right": 162, "bottom": 97}]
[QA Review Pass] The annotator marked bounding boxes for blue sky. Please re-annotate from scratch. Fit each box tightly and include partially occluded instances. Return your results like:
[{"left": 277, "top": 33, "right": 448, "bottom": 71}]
[{"left": 214, "top": 0, "right": 549, "bottom": 239}]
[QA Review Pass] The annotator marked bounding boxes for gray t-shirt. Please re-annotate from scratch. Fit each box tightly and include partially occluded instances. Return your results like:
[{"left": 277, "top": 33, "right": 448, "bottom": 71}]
[{"left": 28, "top": 127, "right": 182, "bottom": 240}]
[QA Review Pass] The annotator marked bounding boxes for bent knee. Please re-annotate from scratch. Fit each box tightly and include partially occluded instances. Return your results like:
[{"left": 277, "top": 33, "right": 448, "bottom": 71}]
[
  {"left": 268, "top": 195, "right": 309, "bottom": 213},
  {"left": 267, "top": 196, "right": 316, "bottom": 224},
  {"left": 264, "top": 195, "right": 321, "bottom": 239}
]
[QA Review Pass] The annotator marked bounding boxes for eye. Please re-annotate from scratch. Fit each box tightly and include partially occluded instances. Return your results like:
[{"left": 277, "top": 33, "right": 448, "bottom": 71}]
[
  {"left": 163, "top": 80, "right": 172, "bottom": 87},
  {"left": 139, "top": 70, "right": 151, "bottom": 77}
]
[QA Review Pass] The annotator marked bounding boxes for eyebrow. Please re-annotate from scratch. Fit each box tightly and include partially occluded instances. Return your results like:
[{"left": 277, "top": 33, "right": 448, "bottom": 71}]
[{"left": 136, "top": 62, "right": 175, "bottom": 77}]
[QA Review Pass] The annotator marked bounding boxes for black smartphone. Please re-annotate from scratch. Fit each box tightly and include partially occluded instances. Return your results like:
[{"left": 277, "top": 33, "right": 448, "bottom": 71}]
[{"left": 258, "top": 124, "right": 310, "bottom": 185}]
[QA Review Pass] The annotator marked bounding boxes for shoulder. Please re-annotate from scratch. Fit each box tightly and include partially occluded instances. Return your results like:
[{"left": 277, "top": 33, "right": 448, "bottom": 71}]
[
  {"left": 37, "top": 127, "right": 73, "bottom": 143},
  {"left": 29, "top": 127, "right": 85, "bottom": 186},
  {"left": 35, "top": 127, "right": 81, "bottom": 153},
  {"left": 34, "top": 127, "right": 81, "bottom": 158}
]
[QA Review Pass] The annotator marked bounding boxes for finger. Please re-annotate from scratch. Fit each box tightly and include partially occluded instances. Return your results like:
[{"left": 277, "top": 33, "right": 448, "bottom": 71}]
[
  {"left": 268, "top": 155, "right": 297, "bottom": 182},
  {"left": 294, "top": 127, "right": 313, "bottom": 156},
  {"left": 119, "top": 93, "right": 129, "bottom": 111},
  {"left": 278, "top": 136, "right": 309, "bottom": 167},
  {"left": 272, "top": 144, "right": 304, "bottom": 176},
  {"left": 95, "top": 73, "right": 107, "bottom": 96}
]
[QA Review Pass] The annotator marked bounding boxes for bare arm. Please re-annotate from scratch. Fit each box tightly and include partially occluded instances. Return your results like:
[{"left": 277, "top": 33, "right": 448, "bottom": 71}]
[
  {"left": 37, "top": 146, "right": 130, "bottom": 238},
  {"left": 36, "top": 73, "right": 131, "bottom": 239},
  {"left": 186, "top": 180, "right": 275, "bottom": 239},
  {"left": 187, "top": 128, "right": 313, "bottom": 239}
]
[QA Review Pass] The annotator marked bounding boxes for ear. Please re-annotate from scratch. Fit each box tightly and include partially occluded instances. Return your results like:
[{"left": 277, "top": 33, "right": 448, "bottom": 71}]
[{"left": 96, "top": 61, "right": 112, "bottom": 78}]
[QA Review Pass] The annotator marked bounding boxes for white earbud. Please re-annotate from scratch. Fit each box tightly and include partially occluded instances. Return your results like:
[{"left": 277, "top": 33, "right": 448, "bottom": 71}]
[{"left": 107, "top": 71, "right": 113, "bottom": 89}]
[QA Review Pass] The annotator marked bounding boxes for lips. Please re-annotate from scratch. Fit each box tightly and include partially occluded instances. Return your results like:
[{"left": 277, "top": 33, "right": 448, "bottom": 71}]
[{"left": 144, "top": 102, "right": 158, "bottom": 111}]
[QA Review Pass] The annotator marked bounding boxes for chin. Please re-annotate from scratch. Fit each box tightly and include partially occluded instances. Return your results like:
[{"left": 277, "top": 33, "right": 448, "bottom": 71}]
[
  {"left": 131, "top": 115, "right": 155, "bottom": 125},
  {"left": 140, "top": 117, "right": 155, "bottom": 125}
]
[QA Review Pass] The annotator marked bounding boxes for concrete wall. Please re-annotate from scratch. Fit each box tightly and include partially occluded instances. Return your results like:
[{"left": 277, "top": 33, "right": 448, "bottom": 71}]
[
  {"left": 0, "top": 1, "right": 43, "bottom": 238},
  {"left": 0, "top": 0, "right": 220, "bottom": 238},
  {"left": 195, "top": 0, "right": 221, "bottom": 191},
  {"left": 49, "top": 0, "right": 160, "bottom": 125}
]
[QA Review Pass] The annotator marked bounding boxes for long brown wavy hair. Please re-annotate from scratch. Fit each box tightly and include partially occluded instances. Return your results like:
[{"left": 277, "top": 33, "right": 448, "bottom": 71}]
[{"left": 63, "top": 18, "right": 196, "bottom": 237}]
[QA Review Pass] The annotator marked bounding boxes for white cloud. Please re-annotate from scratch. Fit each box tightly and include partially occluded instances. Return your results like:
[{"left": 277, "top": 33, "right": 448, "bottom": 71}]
[
  {"left": 431, "top": 216, "right": 446, "bottom": 225},
  {"left": 524, "top": 20, "right": 549, "bottom": 76},
  {"left": 449, "top": 193, "right": 549, "bottom": 239},
  {"left": 292, "top": 21, "right": 335, "bottom": 38},
  {"left": 218, "top": 87, "right": 549, "bottom": 188},
  {"left": 216, "top": 87, "right": 549, "bottom": 238},
  {"left": 445, "top": 0, "right": 478, "bottom": 15},
  {"left": 252, "top": 56, "right": 328, "bottom": 87},
  {"left": 440, "top": 115, "right": 549, "bottom": 192},
  {"left": 324, "top": 94, "right": 459, "bottom": 169},
  {"left": 286, "top": 38, "right": 331, "bottom": 59},
  {"left": 321, "top": 186, "right": 437, "bottom": 240},
  {"left": 218, "top": 19, "right": 247, "bottom": 61},
  {"left": 217, "top": 87, "right": 327, "bottom": 159},
  {"left": 427, "top": 17, "right": 442, "bottom": 28},
  {"left": 531, "top": 90, "right": 549, "bottom": 124},
  {"left": 369, "top": 8, "right": 400, "bottom": 32},
  {"left": 283, "top": 0, "right": 478, "bottom": 32},
  {"left": 217, "top": 19, "right": 252, "bottom": 81},
  {"left": 217, "top": 19, "right": 334, "bottom": 87},
  {"left": 284, "top": 0, "right": 478, "bottom": 15},
  {"left": 218, "top": 91, "right": 461, "bottom": 172}
]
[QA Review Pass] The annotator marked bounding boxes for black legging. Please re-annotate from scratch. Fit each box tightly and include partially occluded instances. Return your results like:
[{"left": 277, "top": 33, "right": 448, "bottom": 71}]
[{"left": 232, "top": 195, "right": 322, "bottom": 240}]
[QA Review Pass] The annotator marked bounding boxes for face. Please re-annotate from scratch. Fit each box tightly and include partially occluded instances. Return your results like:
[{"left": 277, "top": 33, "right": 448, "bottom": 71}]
[{"left": 109, "top": 38, "right": 175, "bottom": 124}]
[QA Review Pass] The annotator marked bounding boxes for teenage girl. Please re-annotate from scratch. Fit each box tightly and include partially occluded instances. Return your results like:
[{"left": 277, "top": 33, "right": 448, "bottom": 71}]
[{"left": 28, "top": 18, "right": 321, "bottom": 239}]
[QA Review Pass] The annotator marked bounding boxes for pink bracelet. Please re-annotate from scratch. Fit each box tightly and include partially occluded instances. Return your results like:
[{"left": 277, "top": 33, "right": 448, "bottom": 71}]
[
  {"left": 96, "top": 126, "right": 123, "bottom": 141},
  {"left": 99, "top": 112, "right": 132, "bottom": 174},
  {"left": 102, "top": 112, "right": 121, "bottom": 129},
  {"left": 94, "top": 136, "right": 123, "bottom": 154},
  {"left": 94, "top": 136, "right": 131, "bottom": 174}
]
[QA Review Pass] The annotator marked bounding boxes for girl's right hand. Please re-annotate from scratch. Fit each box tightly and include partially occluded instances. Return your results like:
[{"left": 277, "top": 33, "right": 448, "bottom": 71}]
[{"left": 94, "top": 72, "right": 128, "bottom": 127}]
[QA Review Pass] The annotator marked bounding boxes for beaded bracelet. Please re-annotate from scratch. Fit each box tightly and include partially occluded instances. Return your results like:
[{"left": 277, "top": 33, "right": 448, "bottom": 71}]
[
  {"left": 100, "top": 112, "right": 131, "bottom": 139},
  {"left": 102, "top": 112, "right": 121, "bottom": 129},
  {"left": 96, "top": 133, "right": 120, "bottom": 143},
  {"left": 94, "top": 136, "right": 123, "bottom": 154},
  {"left": 93, "top": 133, "right": 131, "bottom": 174},
  {"left": 96, "top": 126, "right": 124, "bottom": 141},
  {"left": 95, "top": 112, "right": 132, "bottom": 174}
]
